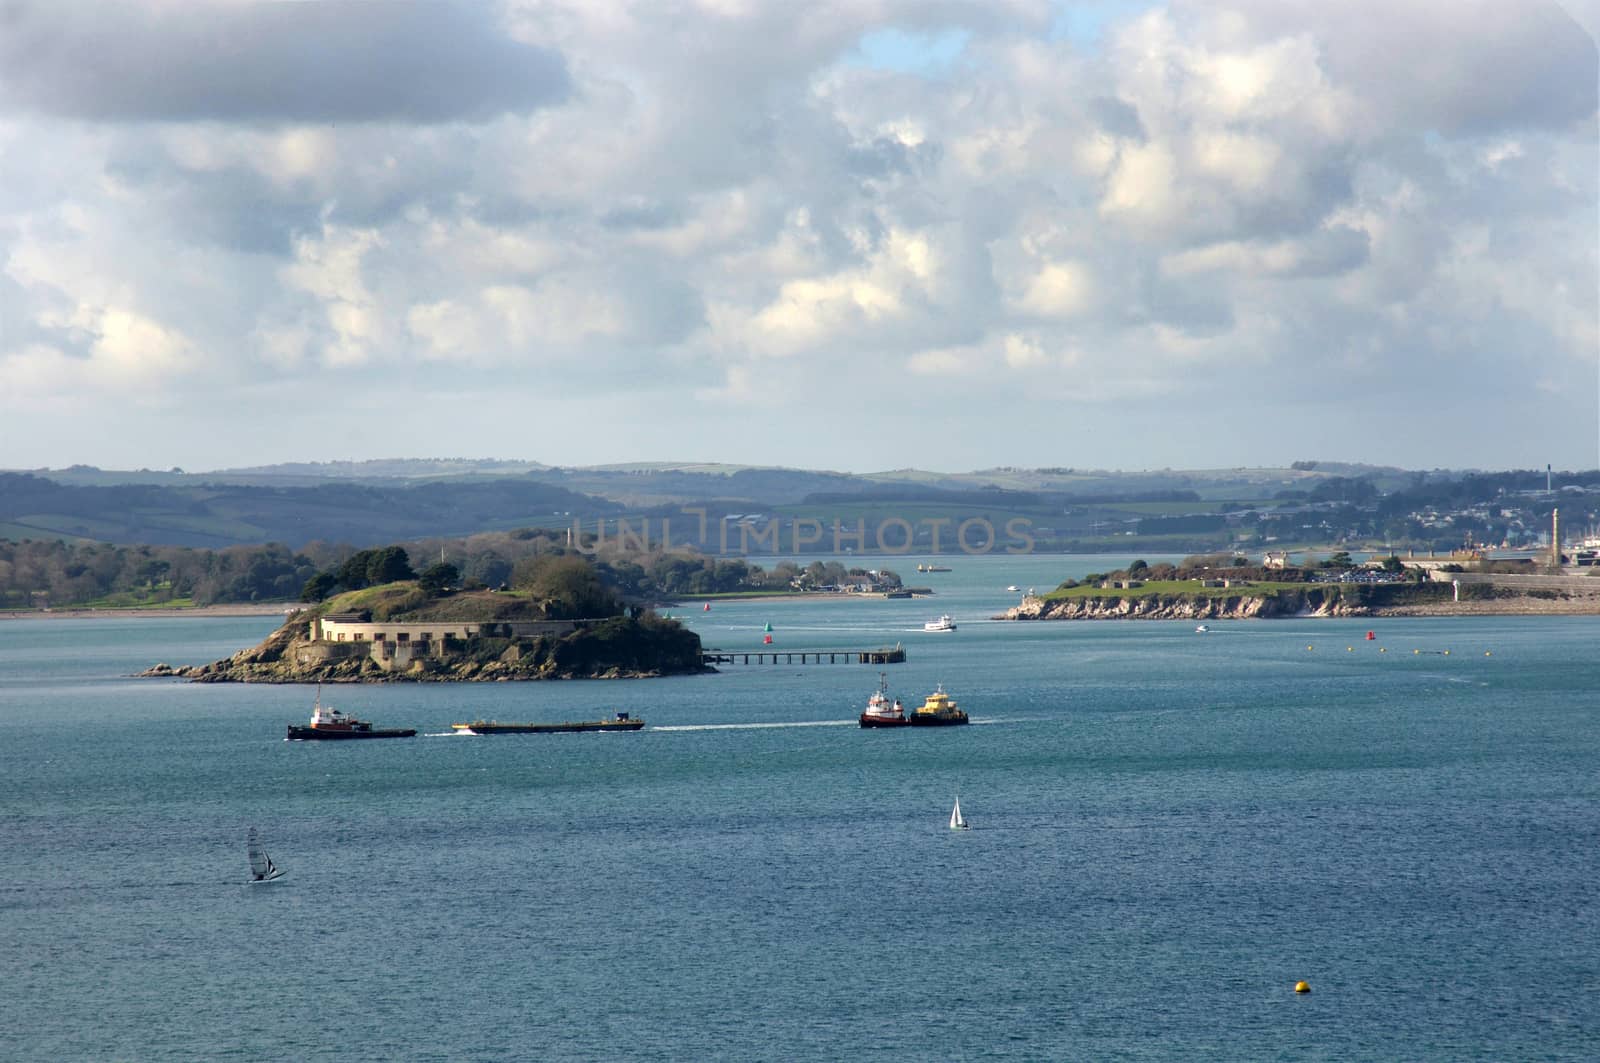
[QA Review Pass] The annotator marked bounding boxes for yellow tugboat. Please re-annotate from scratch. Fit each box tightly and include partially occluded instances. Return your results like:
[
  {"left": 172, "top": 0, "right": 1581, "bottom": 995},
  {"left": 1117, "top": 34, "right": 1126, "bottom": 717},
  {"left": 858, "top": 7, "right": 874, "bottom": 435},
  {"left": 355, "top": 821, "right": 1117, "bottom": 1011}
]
[{"left": 908, "top": 684, "right": 969, "bottom": 726}]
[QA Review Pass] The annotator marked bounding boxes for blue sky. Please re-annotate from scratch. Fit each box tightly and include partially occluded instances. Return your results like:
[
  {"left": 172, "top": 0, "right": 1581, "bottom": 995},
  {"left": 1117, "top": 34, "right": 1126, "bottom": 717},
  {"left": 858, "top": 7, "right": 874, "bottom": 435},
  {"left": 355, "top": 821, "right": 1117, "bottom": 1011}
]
[{"left": 0, "top": 0, "right": 1595, "bottom": 474}]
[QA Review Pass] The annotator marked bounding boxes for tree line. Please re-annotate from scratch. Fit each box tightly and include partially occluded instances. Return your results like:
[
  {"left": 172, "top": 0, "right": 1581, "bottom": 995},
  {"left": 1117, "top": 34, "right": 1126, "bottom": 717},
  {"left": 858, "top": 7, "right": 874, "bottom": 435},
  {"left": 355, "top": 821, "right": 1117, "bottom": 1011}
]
[
  {"left": 0, "top": 539, "right": 318, "bottom": 610},
  {"left": 0, "top": 528, "right": 899, "bottom": 611}
]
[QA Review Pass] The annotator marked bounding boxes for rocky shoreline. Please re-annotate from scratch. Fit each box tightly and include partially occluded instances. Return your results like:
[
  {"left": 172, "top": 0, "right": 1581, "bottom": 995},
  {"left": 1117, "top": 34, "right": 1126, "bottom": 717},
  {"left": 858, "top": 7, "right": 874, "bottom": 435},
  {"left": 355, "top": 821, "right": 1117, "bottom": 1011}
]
[
  {"left": 139, "top": 610, "right": 707, "bottom": 683},
  {"left": 999, "top": 589, "right": 1600, "bottom": 621}
]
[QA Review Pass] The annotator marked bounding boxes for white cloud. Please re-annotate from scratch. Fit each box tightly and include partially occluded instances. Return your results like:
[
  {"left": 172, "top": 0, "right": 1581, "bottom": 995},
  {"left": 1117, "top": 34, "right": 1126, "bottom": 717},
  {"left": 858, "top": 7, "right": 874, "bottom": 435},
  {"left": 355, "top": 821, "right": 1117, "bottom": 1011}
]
[
  {"left": 1003, "top": 333, "right": 1045, "bottom": 369},
  {"left": 1011, "top": 260, "right": 1096, "bottom": 318},
  {"left": 0, "top": 0, "right": 1592, "bottom": 471}
]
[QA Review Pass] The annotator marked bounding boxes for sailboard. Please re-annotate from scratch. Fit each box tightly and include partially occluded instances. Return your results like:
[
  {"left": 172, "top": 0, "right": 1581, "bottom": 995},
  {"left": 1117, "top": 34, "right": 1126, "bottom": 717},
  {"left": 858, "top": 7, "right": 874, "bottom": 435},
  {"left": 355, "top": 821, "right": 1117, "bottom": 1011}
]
[{"left": 247, "top": 827, "right": 286, "bottom": 883}]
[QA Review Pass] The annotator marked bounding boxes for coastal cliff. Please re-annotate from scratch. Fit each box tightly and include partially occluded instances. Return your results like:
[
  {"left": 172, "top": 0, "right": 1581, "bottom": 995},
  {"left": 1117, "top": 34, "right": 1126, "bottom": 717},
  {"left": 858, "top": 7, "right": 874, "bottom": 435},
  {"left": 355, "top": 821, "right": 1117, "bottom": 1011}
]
[
  {"left": 142, "top": 608, "right": 706, "bottom": 682},
  {"left": 1000, "top": 580, "right": 1600, "bottom": 620},
  {"left": 1000, "top": 590, "right": 1368, "bottom": 621}
]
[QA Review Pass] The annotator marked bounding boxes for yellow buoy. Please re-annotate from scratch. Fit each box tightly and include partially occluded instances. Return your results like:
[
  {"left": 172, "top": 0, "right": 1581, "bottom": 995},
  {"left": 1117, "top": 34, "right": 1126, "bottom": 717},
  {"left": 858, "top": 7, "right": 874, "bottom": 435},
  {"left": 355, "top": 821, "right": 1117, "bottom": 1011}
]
[
  {"left": 1485, "top": 651, "right": 1491, "bottom": 656},
  {"left": 1347, "top": 647, "right": 1353, "bottom": 652},
  {"left": 1306, "top": 645, "right": 1313, "bottom": 651},
  {"left": 1414, "top": 649, "right": 1420, "bottom": 655},
  {"left": 1443, "top": 650, "right": 1449, "bottom": 656},
  {"left": 1379, "top": 648, "right": 1386, "bottom": 653},
  {"left": 1294, "top": 981, "right": 1311, "bottom": 994}
]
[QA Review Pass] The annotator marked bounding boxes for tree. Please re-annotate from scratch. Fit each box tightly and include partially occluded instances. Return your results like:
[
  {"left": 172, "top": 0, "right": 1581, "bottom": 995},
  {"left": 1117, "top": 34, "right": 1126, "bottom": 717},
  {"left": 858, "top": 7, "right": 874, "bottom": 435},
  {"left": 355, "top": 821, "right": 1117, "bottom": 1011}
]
[
  {"left": 366, "top": 546, "right": 415, "bottom": 585},
  {"left": 1380, "top": 555, "right": 1405, "bottom": 574},
  {"left": 335, "top": 546, "right": 416, "bottom": 590},
  {"left": 301, "top": 572, "right": 338, "bottom": 602},
  {"left": 516, "top": 555, "right": 619, "bottom": 618},
  {"left": 417, "top": 562, "right": 460, "bottom": 595}
]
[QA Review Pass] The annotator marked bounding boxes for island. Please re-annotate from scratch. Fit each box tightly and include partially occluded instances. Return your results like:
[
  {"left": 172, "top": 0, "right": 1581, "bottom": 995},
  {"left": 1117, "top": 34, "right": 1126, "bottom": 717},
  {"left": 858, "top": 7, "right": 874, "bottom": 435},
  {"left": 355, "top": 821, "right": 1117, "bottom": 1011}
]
[{"left": 141, "top": 581, "right": 705, "bottom": 683}]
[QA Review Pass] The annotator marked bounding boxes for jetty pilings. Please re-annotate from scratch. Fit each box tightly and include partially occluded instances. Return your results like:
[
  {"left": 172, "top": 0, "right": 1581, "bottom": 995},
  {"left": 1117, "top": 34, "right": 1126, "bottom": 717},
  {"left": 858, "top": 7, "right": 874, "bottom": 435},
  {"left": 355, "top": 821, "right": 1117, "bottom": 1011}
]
[{"left": 701, "top": 644, "right": 906, "bottom": 666}]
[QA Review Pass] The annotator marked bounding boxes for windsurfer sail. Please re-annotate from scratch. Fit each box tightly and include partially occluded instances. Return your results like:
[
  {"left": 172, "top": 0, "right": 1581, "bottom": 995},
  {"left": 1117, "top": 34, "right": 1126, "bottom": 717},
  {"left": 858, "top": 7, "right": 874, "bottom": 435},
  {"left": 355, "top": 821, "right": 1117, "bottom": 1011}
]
[{"left": 247, "top": 827, "right": 286, "bottom": 882}]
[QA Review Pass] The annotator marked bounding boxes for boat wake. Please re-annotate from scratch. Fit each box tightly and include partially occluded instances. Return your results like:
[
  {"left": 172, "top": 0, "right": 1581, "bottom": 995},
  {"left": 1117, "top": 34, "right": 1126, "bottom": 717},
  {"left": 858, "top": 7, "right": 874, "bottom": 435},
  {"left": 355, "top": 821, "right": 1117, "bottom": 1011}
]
[{"left": 653, "top": 720, "right": 857, "bottom": 732}]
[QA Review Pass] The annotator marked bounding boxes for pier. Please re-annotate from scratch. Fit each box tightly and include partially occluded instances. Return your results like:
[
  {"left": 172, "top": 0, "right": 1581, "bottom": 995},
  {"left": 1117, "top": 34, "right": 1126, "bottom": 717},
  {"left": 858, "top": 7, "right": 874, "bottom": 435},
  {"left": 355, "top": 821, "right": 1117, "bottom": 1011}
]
[{"left": 702, "top": 643, "right": 906, "bottom": 666}]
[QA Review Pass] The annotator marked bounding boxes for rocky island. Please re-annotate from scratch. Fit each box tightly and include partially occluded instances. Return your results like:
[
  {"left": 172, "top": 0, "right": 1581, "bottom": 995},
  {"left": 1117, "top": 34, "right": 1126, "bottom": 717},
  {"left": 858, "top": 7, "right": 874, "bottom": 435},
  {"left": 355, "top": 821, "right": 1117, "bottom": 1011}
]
[{"left": 141, "top": 581, "right": 705, "bottom": 683}]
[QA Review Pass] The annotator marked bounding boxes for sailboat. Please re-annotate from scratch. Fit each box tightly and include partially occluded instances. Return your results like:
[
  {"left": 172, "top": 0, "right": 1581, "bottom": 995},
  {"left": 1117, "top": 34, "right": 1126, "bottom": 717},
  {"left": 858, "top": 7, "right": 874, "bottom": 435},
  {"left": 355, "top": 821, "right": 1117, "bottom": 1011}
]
[
  {"left": 247, "top": 827, "right": 286, "bottom": 883},
  {"left": 949, "top": 794, "right": 970, "bottom": 831}
]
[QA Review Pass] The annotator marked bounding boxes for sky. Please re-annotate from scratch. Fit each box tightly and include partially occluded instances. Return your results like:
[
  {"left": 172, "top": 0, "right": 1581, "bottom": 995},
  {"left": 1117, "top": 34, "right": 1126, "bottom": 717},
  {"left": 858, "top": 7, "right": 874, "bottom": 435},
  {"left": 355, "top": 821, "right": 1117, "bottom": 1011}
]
[{"left": 0, "top": 0, "right": 1597, "bottom": 475}]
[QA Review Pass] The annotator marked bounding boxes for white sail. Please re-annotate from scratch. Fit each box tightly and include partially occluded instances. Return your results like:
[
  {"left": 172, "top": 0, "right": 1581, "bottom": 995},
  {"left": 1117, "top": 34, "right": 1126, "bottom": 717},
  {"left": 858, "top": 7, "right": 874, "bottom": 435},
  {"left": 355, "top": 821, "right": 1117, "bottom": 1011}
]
[
  {"left": 949, "top": 796, "right": 969, "bottom": 830},
  {"left": 247, "top": 827, "right": 285, "bottom": 882}
]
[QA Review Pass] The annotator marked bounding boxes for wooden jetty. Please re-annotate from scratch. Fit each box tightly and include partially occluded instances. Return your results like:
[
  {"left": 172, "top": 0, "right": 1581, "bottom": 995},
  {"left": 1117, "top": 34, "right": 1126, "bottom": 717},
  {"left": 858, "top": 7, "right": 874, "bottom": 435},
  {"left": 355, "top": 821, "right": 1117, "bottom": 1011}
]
[{"left": 702, "top": 643, "right": 906, "bottom": 666}]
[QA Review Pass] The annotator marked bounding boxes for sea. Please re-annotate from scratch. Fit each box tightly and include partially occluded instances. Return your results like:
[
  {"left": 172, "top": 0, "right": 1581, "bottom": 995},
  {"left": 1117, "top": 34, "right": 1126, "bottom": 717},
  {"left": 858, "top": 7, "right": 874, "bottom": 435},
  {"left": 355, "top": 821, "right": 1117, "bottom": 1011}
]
[{"left": 2, "top": 554, "right": 1597, "bottom": 1062}]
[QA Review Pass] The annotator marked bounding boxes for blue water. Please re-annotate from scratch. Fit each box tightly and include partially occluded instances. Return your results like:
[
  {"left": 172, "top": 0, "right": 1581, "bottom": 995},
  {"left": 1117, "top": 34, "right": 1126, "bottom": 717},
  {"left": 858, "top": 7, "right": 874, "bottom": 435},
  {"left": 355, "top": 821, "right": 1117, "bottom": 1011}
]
[{"left": 2, "top": 556, "right": 1598, "bottom": 1061}]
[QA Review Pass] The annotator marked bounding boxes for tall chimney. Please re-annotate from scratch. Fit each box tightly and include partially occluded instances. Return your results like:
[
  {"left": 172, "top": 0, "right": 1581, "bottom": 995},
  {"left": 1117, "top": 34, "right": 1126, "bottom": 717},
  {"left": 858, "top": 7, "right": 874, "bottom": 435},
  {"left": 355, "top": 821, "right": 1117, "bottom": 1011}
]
[{"left": 1552, "top": 507, "right": 1561, "bottom": 568}]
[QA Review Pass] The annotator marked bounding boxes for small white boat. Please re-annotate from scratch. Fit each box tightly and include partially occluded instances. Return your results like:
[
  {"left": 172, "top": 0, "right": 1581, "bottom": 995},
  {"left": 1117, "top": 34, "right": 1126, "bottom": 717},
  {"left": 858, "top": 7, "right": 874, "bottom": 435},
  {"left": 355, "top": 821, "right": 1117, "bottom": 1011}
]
[
  {"left": 1195, "top": 624, "right": 1209, "bottom": 633},
  {"left": 247, "top": 827, "right": 286, "bottom": 883},
  {"left": 1006, "top": 585, "right": 1020, "bottom": 592},
  {"left": 949, "top": 795, "right": 970, "bottom": 831},
  {"left": 924, "top": 615, "right": 957, "bottom": 632}
]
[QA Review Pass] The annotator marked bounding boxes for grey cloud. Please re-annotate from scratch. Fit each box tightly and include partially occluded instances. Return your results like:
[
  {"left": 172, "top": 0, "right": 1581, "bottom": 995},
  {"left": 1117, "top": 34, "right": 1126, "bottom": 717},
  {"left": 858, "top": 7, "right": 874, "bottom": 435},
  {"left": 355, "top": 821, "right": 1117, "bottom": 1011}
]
[
  {"left": 0, "top": 0, "right": 569, "bottom": 123},
  {"left": 1088, "top": 96, "right": 1144, "bottom": 141},
  {"left": 1198, "top": 0, "right": 1597, "bottom": 136},
  {"left": 1140, "top": 272, "right": 1237, "bottom": 336},
  {"left": 599, "top": 200, "right": 684, "bottom": 233},
  {"left": 1276, "top": 225, "right": 1370, "bottom": 278},
  {"left": 103, "top": 146, "right": 316, "bottom": 256}
]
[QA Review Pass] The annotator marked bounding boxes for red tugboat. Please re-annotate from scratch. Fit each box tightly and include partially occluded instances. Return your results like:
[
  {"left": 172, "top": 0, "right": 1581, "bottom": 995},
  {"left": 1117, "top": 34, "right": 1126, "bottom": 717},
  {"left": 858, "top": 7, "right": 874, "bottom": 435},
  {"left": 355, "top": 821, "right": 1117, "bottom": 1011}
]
[
  {"left": 286, "top": 686, "right": 416, "bottom": 741},
  {"left": 859, "top": 673, "right": 910, "bottom": 728},
  {"left": 908, "top": 684, "right": 969, "bottom": 726}
]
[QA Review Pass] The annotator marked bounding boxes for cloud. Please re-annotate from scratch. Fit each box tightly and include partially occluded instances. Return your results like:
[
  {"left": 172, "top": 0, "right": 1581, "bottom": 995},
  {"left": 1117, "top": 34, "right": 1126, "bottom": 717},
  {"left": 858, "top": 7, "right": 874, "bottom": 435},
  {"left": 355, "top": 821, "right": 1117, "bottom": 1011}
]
[
  {"left": 0, "top": 0, "right": 1593, "bottom": 472},
  {"left": 1200, "top": 0, "right": 1597, "bottom": 136},
  {"left": 0, "top": 0, "right": 570, "bottom": 123}
]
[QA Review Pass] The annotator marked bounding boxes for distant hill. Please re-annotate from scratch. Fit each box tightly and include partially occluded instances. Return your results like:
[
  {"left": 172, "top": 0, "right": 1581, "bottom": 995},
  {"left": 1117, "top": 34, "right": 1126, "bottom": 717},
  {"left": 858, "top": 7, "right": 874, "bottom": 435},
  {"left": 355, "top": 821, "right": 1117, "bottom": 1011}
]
[
  {"left": 26, "top": 457, "right": 1418, "bottom": 501},
  {"left": 4, "top": 459, "right": 1586, "bottom": 553},
  {"left": 0, "top": 471, "right": 615, "bottom": 548}
]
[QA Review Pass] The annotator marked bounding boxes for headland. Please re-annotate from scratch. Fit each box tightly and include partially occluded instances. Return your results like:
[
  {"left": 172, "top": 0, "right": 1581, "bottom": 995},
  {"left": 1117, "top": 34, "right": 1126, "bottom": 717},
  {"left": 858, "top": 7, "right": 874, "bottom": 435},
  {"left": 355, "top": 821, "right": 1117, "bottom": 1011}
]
[{"left": 1000, "top": 575, "right": 1600, "bottom": 621}]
